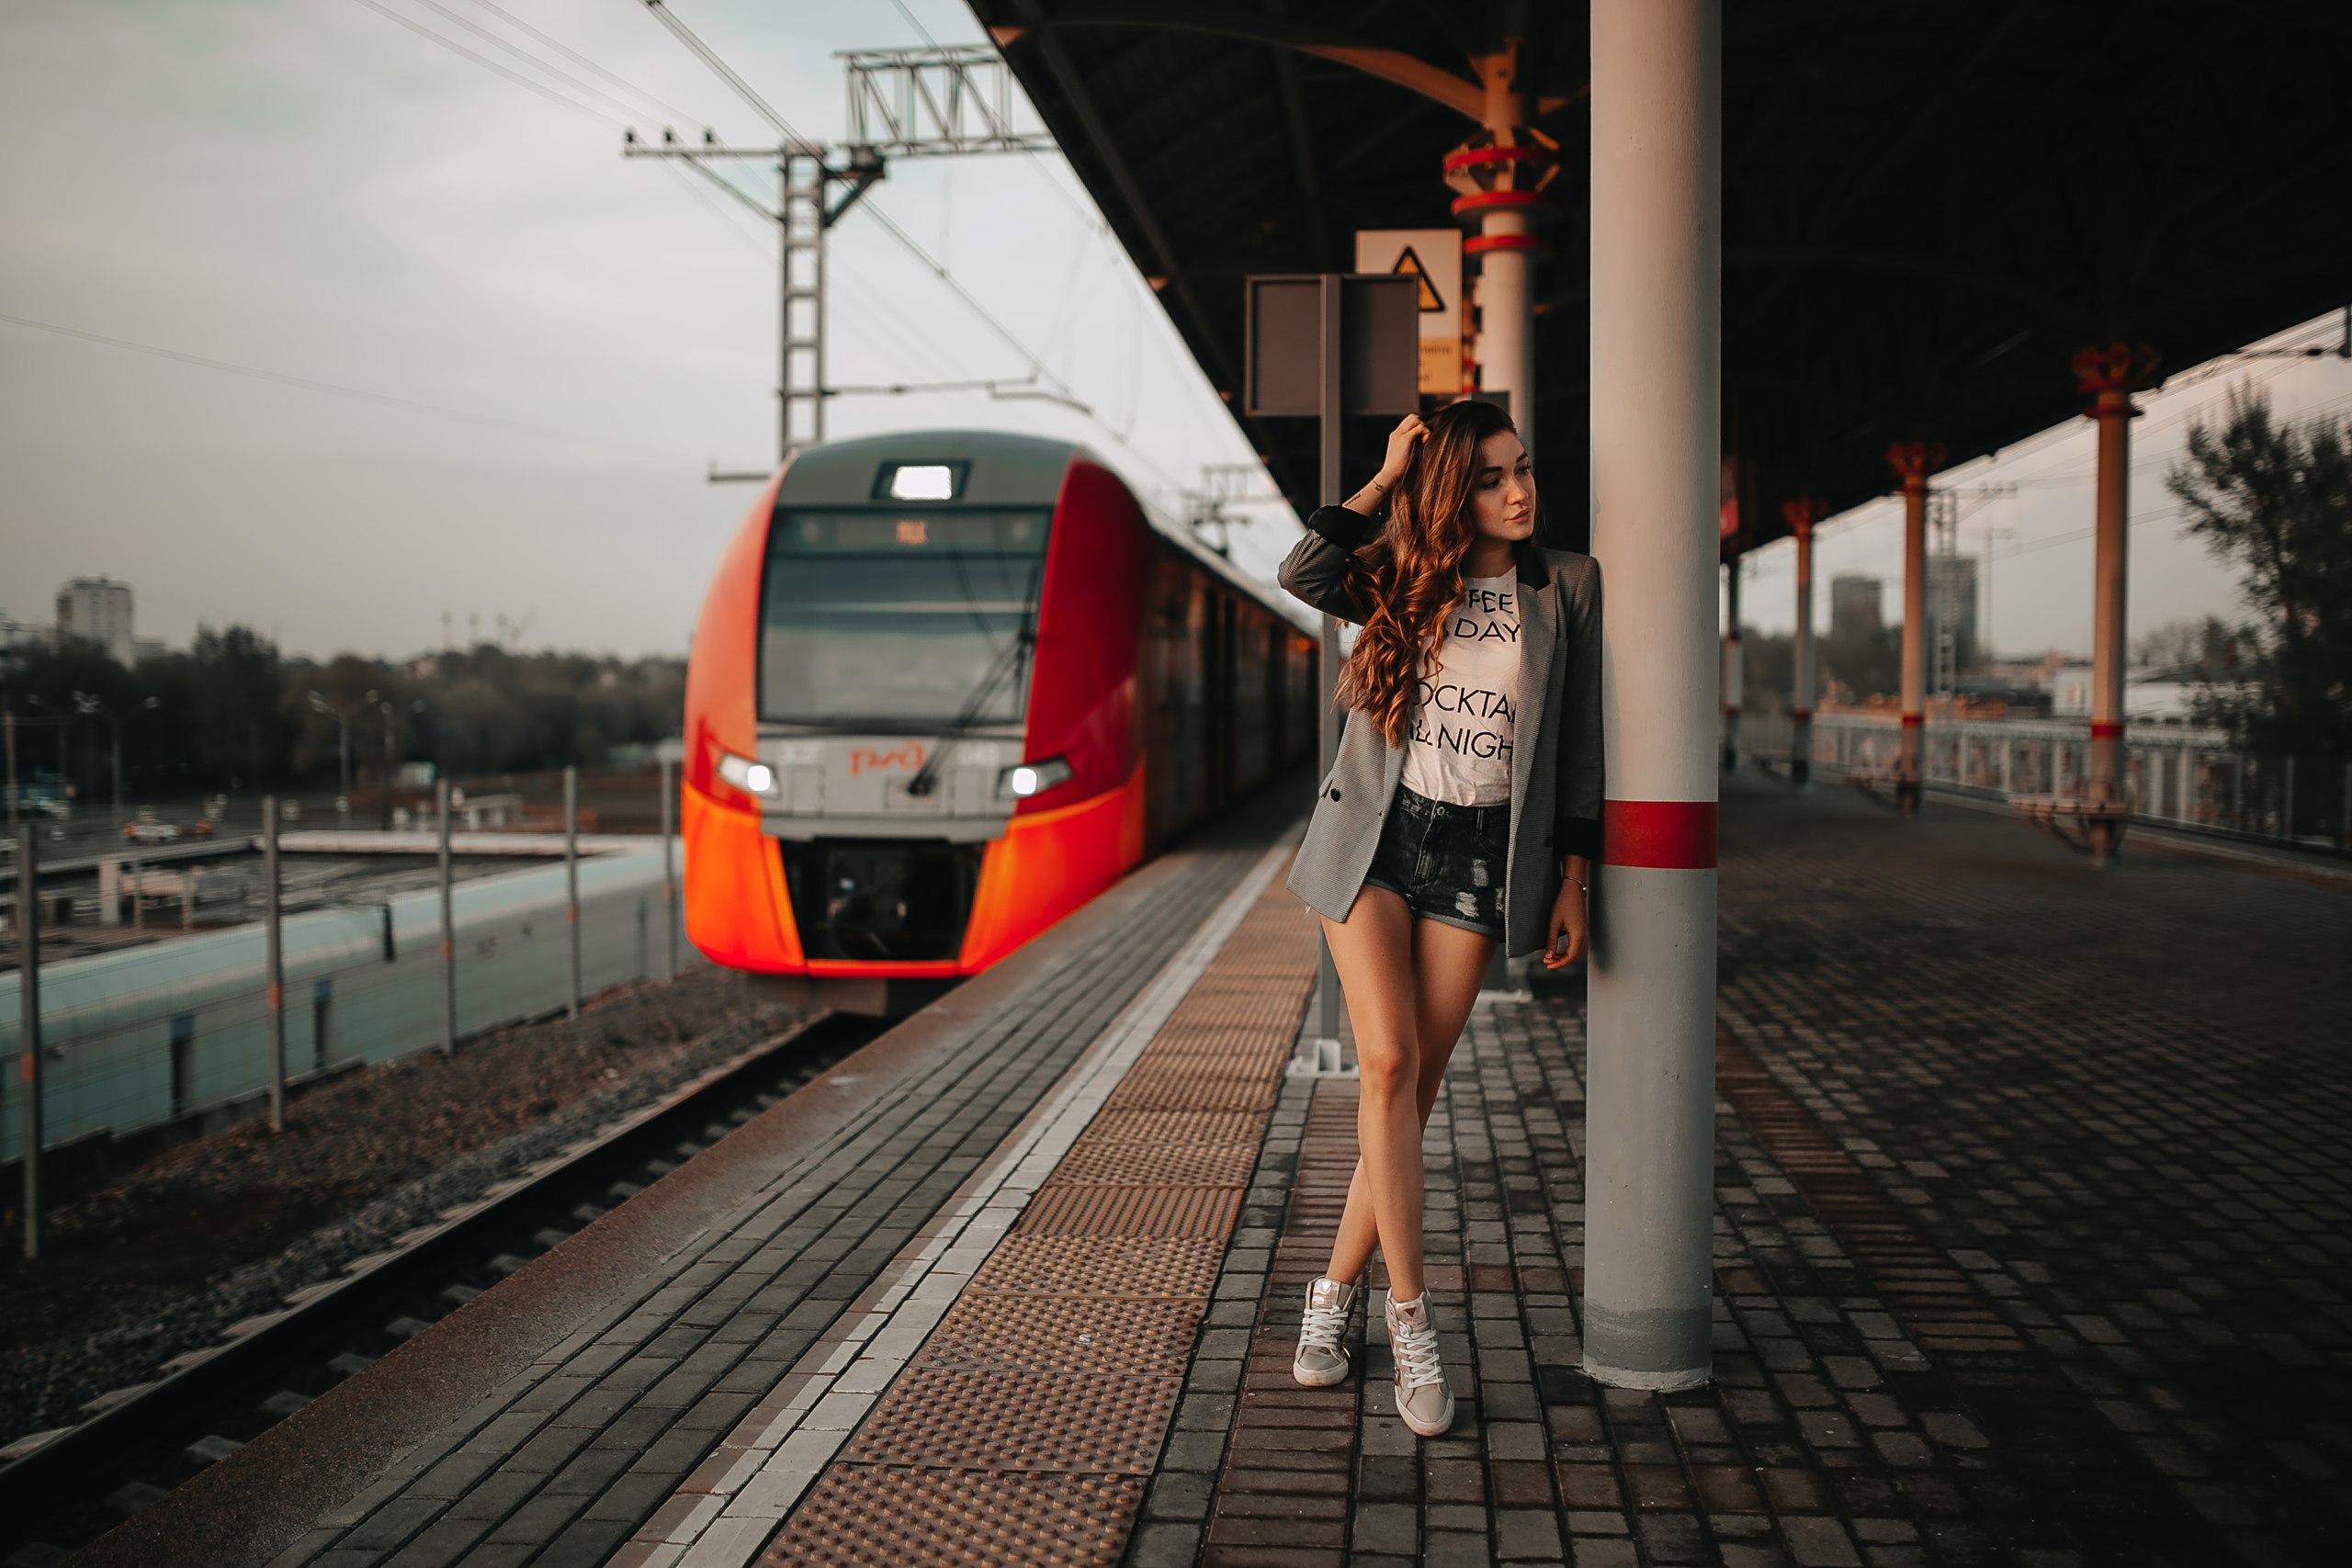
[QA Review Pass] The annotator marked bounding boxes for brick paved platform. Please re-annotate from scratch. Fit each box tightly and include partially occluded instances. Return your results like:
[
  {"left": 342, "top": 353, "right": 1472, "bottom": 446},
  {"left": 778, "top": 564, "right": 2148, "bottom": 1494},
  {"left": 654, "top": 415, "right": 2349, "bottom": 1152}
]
[
  {"left": 85, "top": 774, "right": 2349, "bottom": 1568},
  {"left": 1159, "top": 777, "right": 2349, "bottom": 1568},
  {"left": 70, "top": 783, "right": 1309, "bottom": 1568}
]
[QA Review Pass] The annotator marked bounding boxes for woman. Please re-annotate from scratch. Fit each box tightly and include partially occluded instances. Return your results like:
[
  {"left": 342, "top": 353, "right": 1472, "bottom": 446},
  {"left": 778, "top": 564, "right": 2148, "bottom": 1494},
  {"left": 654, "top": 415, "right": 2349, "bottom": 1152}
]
[{"left": 1276, "top": 399, "right": 1601, "bottom": 1438}]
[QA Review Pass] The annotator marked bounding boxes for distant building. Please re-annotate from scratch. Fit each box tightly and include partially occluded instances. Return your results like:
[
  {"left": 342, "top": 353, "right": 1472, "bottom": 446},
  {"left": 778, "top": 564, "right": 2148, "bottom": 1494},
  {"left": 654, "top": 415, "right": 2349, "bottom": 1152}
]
[
  {"left": 2049, "top": 662, "right": 2224, "bottom": 723},
  {"left": 132, "top": 637, "right": 170, "bottom": 664},
  {"left": 1829, "top": 573, "right": 1882, "bottom": 634},
  {"left": 0, "top": 609, "right": 48, "bottom": 653},
  {"left": 1924, "top": 554, "right": 1980, "bottom": 673},
  {"left": 56, "top": 576, "right": 135, "bottom": 665}
]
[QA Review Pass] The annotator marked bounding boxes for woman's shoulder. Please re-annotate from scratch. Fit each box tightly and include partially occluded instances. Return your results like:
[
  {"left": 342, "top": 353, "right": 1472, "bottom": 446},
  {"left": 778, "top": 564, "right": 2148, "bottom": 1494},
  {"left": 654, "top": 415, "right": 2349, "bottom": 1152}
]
[{"left": 1538, "top": 547, "right": 1599, "bottom": 583}]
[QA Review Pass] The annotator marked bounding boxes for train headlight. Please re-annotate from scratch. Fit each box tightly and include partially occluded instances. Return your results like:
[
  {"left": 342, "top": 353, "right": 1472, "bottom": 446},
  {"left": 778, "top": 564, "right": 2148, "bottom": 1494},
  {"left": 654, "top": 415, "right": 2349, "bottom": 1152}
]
[
  {"left": 716, "top": 750, "right": 776, "bottom": 797},
  {"left": 1001, "top": 756, "right": 1072, "bottom": 799}
]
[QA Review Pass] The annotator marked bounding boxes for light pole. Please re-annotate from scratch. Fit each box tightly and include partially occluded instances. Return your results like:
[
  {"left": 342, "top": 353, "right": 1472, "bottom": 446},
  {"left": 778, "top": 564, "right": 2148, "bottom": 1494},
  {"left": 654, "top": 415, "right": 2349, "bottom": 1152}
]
[
  {"left": 308, "top": 690, "right": 356, "bottom": 822},
  {"left": 72, "top": 692, "right": 156, "bottom": 835}
]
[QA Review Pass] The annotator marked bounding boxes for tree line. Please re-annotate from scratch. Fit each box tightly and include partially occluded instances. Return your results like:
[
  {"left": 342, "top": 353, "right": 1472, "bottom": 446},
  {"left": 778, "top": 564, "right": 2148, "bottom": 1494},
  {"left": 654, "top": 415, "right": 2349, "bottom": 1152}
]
[{"left": 2, "top": 629, "right": 684, "bottom": 802}]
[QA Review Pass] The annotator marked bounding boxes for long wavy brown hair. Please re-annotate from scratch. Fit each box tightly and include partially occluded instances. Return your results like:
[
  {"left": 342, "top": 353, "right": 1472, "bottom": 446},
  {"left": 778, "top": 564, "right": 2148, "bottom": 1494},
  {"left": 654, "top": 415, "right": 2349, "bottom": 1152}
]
[{"left": 1334, "top": 399, "right": 1521, "bottom": 746}]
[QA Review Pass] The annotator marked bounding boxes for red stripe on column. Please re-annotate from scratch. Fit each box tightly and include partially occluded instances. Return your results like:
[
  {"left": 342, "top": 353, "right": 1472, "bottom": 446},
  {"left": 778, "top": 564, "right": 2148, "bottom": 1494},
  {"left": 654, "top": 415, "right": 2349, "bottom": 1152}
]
[
  {"left": 2090, "top": 721, "right": 2123, "bottom": 739},
  {"left": 1790, "top": 708, "right": 1813, "bottom": 722},
  {"left": 1602, "top": 800, "right": 1719, "bottom": 870},
  {"left": 1900, "top": 713, "right": 1924, "bottom": 728}
]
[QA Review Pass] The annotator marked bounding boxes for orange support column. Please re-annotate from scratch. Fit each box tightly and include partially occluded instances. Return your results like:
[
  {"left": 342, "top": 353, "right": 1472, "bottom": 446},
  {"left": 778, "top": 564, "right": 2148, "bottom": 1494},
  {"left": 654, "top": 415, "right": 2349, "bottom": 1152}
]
[
  {"left": 2074, "top": 343, "right": 2158, "bottom": 863},
  {"left": 1782, "top": 499, "right": 1821, "bottom": 786},
  {"left": 1885, "top": 441, "right": 1943, "bottom": 815}
]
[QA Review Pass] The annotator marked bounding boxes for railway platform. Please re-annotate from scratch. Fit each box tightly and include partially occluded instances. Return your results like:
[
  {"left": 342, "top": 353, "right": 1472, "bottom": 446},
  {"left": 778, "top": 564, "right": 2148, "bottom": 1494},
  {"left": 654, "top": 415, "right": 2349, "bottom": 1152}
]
[{"left": 58, "top": 773, "right": 2350, "bottom": 1568}]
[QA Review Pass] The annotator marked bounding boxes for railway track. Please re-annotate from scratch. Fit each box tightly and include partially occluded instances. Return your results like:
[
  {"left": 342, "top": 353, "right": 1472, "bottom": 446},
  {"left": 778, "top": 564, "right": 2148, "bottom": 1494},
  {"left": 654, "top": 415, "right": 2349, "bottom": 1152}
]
[{"left": 0, "top": 1010, "right": 882, "bottom": 1564}]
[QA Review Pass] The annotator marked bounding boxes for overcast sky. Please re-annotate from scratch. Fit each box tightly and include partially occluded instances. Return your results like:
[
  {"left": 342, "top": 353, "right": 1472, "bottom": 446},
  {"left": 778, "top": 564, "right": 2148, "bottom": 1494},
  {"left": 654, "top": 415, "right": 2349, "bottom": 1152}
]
[
  {"left": 0, "top": 0, "right": 1287, "bottom": 662},
  {"left": 4, "top": 2, "right": 2346, "bottom": 667},
  {"left": 1734, "top": 313, "right": 2352, "bottom": 658}
]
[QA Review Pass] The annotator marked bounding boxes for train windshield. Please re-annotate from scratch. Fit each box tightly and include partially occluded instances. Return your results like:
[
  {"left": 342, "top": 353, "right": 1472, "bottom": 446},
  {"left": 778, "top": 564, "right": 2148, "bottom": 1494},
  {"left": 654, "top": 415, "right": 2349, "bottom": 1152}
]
[{"left": 759, "top": 508, "right": 1050, "bottom": 728}]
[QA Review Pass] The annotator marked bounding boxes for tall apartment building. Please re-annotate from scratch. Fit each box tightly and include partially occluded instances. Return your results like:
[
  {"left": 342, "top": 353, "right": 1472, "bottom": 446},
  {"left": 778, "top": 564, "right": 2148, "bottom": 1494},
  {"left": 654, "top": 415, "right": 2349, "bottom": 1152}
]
[
  {"left": 1828, "top": 572, "right": 1882, "bottom": 635},
  {"left": 57, "top": 576, "right": 135, "bottom": 665}
]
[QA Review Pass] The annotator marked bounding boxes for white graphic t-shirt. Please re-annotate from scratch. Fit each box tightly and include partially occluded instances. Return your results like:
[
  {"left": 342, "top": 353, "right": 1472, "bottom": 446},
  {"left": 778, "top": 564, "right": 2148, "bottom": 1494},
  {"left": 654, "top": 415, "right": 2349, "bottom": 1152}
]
[{"left": 1401, "top": 573, "right": 1520, "bottom": 807}]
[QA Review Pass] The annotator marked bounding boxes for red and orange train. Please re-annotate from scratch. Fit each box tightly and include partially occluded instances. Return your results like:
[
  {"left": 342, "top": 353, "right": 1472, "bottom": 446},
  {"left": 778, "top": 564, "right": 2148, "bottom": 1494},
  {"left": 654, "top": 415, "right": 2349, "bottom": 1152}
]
[{"left": 681, "top": 431, "right": 1319, "bottom": 1010}]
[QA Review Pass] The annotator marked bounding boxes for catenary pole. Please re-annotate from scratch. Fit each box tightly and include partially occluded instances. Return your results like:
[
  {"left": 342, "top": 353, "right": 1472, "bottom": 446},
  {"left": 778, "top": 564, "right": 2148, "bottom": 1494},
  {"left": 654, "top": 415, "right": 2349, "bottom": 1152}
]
[
  {"left": 661, "top": 757, "right": 679, "bottom": 979},
  {"left": 1584, "top": 0, "right": 1721, "bottom": 1392},
  {"left": 564, "top": 765, "right": 582, "bottom": 1021},
  {"left": 1888, "top": 444, "right": 1937, "bottom": 814},
  {"left": 264, "top": 795, "right": 286, "bottom": 1132},
  {"left": 437, "top": 778, "right": 456, "bottom": 1055},
  {"left": 17, "top": 822, "right": 42, "bottom": 1259}
]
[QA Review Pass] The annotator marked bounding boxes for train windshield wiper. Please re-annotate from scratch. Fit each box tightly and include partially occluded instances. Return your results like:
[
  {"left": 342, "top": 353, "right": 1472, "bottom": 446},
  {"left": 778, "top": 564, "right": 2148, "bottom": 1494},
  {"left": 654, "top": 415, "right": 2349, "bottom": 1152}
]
[{"left": 904, "top": 554, "right": 1042, "bottom": 799}]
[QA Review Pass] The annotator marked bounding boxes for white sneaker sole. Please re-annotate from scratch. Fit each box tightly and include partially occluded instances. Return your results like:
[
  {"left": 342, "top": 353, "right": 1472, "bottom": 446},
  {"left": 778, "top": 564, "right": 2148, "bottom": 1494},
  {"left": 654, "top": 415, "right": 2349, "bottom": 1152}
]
[
  {"left": 1396, "top": 1385, "right": 1456, "bottom": 1437},
  {"left": 1291, "top": 1353, "right": 1351, "bottom": 1388}
]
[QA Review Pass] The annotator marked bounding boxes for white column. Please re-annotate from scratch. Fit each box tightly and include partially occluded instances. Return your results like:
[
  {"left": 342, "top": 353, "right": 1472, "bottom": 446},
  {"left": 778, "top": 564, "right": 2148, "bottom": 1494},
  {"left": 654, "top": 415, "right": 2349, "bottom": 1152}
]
[
  {"left": 1473, "top": 59, "right": 1535, "bottom": 453},
  {"left": 1585, "top": 0, "right": 1720, "bottom": 1393}
]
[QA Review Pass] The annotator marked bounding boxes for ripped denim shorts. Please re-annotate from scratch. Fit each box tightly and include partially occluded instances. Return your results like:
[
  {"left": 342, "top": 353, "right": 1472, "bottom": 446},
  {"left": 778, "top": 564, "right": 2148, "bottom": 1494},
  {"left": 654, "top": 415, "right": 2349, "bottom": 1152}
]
[{"left": 1357, "top": 784, "right": 1510, "bottom": 939}]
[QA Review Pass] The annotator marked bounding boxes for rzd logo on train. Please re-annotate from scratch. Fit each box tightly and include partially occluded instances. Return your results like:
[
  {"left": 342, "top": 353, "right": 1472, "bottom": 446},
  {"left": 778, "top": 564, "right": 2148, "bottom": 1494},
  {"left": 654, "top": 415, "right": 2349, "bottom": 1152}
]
[{"left": 849, "top": 742, "right": 925, "bottom": 776}]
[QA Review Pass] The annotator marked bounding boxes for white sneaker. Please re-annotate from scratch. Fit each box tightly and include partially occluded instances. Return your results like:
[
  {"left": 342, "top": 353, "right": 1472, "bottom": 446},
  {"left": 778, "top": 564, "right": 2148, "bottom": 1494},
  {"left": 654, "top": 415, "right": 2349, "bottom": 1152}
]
[
  {"left": 1292, "top": 1276, "right": 1358, "bottom": 1387},
  {"left": 1385, "top": 1292, "right": 1455, "bottom": 1437}
]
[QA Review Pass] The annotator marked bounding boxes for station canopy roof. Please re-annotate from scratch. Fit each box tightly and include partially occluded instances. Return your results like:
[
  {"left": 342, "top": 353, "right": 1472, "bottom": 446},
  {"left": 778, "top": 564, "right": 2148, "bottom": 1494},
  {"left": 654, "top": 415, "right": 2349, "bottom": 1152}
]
[{"left": 970, "top": 1, "right": 2352, "bottom": 554}]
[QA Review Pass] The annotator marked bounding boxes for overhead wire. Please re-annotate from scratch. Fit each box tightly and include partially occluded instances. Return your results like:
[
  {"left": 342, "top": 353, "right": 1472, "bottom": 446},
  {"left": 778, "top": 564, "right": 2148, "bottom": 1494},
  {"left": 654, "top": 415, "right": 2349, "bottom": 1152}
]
[
  {"left": 395, "top": 0, "right": 654, "bottom": 125},
  {"left": 639, "top": 0, "right": 808, "bottom": 142},
  {"left": 457, "top": 0, "right": 712, "bottom": 128},
  {"left": 635, "top": 1, "right": 1197, "bottom": 503},
  {"left": 888, "top": 0, "right": 939, "bottom": 49},
  {"left": 346, "top": 0, "right": 624, "bottom": 128},
  {"left": 0, "top": 310, "right": 690, "bottom": 462}
]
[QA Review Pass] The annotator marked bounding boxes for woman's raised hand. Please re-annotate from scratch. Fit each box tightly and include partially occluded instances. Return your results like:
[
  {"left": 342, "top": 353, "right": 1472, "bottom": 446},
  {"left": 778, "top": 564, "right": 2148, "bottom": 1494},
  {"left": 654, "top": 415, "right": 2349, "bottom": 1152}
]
[{"left": 1377, "top": 414, "right": 1428, "bottom": 486}]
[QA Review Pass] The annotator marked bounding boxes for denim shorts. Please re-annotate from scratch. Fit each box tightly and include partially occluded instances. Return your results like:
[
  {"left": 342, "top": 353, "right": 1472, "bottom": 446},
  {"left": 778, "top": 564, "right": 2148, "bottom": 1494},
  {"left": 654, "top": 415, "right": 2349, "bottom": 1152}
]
[{"left": 1358, "top": 785, "right": 1510, "bottom": 938}]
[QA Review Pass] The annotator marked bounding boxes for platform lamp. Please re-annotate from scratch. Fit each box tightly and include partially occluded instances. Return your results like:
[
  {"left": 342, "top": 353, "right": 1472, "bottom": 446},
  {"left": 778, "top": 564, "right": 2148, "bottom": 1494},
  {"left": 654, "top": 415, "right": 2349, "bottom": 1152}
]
[{"left": 308, "top": 690, "right": 357, "bottom": 823}]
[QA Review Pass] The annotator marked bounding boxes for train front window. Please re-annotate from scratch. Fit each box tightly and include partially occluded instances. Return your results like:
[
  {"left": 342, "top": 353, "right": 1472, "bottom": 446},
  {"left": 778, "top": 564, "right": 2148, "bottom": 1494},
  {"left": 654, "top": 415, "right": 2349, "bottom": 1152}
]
[{"left": 759, "top": 509, "right": 1050, "bottom": 728}]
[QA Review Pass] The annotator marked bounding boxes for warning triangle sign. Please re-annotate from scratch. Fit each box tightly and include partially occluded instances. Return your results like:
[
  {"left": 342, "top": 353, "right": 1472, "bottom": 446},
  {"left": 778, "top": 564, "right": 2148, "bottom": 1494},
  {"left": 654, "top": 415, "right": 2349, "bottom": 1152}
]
[{"left": 1389, "top": 245, "right": 1446, "bottom": 313}]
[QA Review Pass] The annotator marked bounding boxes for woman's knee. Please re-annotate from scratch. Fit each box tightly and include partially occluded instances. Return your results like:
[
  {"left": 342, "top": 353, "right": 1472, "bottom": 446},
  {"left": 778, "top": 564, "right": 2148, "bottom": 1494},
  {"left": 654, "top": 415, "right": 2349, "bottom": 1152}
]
[{"left": 1357, "top": 1036, "right": 1420, "bottom": 1098}]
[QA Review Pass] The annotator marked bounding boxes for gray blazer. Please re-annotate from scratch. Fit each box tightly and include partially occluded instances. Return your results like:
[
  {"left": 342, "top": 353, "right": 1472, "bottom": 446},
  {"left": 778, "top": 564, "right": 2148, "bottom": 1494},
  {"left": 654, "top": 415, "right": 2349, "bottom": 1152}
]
[{"left": 1277, "top": 505, "right": 1603, "bottom": 959}]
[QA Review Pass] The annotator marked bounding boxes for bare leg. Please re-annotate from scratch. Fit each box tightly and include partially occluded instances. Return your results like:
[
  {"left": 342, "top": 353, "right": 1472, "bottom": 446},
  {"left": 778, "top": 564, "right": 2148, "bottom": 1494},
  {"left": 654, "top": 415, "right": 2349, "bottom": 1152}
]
[
  {"left": 1322, "top": 917, "right": 1498, "bottom": 1292},
  {"left": 1319, "top": 890, "right": 1428, "bottom": 1301}
]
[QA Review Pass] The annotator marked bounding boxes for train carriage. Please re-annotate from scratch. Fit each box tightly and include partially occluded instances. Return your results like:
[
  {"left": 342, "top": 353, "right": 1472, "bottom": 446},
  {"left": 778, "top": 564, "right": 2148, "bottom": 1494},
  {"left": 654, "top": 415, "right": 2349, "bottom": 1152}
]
[{"left": 681, "top": 431, "right": 1318, "bottom": 1012}]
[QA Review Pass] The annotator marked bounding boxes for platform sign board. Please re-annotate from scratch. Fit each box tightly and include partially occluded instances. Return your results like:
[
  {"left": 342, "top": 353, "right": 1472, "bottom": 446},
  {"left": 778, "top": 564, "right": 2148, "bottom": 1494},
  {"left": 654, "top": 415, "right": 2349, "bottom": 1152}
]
[
  {"left": 1243, "top": 274, "right": 1419, "bottom": 419},
  {"left": 1355, "top": 229, "right": 1464, "bottom": 396}
]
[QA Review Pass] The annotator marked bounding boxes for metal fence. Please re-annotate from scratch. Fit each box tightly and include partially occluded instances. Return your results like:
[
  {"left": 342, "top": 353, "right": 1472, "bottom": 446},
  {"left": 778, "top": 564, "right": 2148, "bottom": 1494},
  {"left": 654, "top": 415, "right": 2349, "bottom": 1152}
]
[
  {"left": 1743, "top": 710, "right": 2352, "bottom": 852},
  {"left": 1, "top": 844, "right": 693, "bottom": 1166}
]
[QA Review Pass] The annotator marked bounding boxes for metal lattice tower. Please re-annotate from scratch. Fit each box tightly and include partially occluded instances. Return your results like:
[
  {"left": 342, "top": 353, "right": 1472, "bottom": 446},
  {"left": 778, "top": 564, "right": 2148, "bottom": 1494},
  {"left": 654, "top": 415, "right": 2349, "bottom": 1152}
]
[
  {"left": 842, "top": 47, "right": 1056, "bottom": 158},
  {"left": 781, "top": 150, "right": 827, "bottom": 457}
]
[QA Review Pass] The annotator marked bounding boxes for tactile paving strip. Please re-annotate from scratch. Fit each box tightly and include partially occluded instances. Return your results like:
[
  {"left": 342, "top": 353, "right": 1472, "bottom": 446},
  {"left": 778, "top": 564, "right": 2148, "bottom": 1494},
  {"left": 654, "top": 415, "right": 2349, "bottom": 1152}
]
[
  {"left": 1016, "top": 1182, "right": 1244, "bottom": 1237},
  {"left": 1048, "top": 1138, "right": 1262, "bottom": 1187},
  {"left": 766, "top": 877, "right": 1317, "bottom": 1564},
  {"left": 966, "top": 1235, "right": 1227, "bottom": 1299},
  {"left": 917, "top": 1295, "right": 1202, "bottom": 1375},
  {"left": 843, "top": 1369, "right": 1182, "bottom": 1472},
  {"left": 769, "top": 1466, "right": 1141, "bottom": 1568}
]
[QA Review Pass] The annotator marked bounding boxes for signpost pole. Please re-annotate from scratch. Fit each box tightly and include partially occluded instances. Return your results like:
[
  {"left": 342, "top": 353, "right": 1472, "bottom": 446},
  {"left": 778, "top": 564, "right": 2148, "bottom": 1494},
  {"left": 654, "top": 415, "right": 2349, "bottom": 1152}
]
[{"left": 1314, "top": 276, "right": 1345, "bottom": 1062}]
